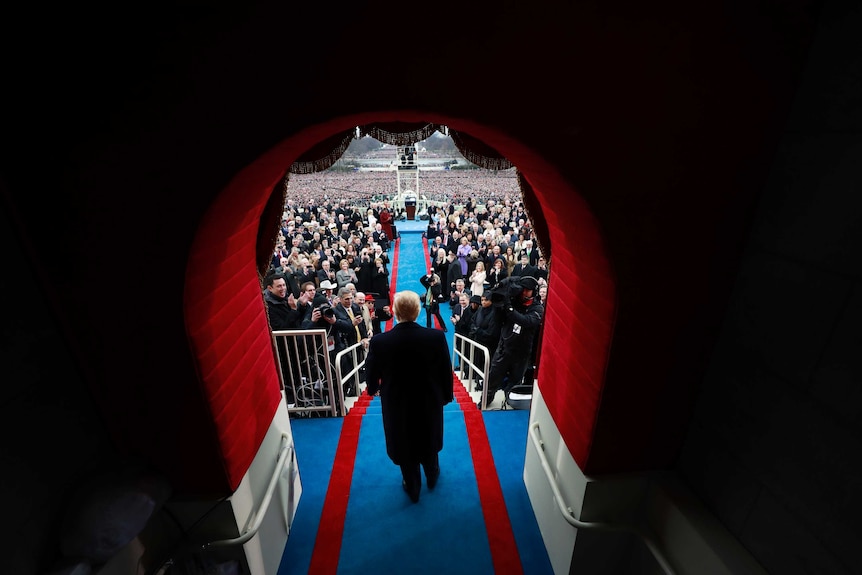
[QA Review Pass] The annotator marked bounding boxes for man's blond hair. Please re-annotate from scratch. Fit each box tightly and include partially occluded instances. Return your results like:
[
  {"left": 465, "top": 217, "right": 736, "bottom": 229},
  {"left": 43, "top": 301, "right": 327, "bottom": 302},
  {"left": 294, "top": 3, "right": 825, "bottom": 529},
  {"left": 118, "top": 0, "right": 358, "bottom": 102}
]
[{"left": 392, "top": 291, "right": 421, "bottom": 322}]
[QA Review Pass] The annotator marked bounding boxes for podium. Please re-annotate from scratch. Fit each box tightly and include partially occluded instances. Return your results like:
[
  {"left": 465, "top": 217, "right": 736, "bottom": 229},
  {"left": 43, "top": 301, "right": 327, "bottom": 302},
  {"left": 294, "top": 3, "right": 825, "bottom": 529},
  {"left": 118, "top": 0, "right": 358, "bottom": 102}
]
[{"left": 404, "top": 194, "right": 417, "bottom": 220}]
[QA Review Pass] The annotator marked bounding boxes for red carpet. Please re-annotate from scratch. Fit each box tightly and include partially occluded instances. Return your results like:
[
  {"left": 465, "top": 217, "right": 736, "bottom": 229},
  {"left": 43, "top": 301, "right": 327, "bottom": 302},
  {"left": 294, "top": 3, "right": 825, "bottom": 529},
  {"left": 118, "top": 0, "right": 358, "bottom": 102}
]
[
  {"left": 307, "top": 394, "right": 371, "bottom": 574},
  {"left": 308, "top": 232, "right": 522, "bottom": 573},
  {"left": 307, "top": 381, "right": 523, "bottom": 574}
]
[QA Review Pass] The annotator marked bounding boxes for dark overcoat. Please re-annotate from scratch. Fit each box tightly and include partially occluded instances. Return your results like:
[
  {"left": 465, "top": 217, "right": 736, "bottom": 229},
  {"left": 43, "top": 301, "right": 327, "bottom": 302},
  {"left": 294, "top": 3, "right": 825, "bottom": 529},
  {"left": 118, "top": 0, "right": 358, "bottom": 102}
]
[{"left": 364, "top": 321, "right": 453, "bottom": 465}]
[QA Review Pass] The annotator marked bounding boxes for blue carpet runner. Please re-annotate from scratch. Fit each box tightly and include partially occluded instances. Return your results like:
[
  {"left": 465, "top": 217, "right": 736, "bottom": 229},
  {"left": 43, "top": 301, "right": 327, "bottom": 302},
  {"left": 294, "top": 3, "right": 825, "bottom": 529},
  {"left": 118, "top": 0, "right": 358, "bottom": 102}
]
[{"left": 278, "top": 226, "right": 553, "bottom": 575}]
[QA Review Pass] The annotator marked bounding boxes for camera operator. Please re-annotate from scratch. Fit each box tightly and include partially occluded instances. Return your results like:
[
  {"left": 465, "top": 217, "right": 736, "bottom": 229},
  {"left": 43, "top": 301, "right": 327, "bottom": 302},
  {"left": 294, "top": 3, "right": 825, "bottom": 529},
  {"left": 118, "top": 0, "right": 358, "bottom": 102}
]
[
  {"left": 300, "top": 287, "right": 340, "bottom": 387},
  {"left": 316, "top": 279, "right": 338, "bottom": 307},
  {"left": 420, "top": 270, "right": 448, "bottom": 332},
  {"left": 301, "top": 293, "right": 338, "bottom": 334},
  {"left": 480, "top": 276, "right": 544, "bottom": 409}
]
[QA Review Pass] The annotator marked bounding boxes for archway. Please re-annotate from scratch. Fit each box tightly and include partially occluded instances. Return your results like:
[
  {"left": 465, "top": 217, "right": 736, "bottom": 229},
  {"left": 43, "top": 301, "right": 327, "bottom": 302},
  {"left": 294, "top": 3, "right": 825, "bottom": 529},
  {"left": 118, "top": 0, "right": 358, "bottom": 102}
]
[{"left": 184, "top": 111, "right": 616, "bottom": 491}]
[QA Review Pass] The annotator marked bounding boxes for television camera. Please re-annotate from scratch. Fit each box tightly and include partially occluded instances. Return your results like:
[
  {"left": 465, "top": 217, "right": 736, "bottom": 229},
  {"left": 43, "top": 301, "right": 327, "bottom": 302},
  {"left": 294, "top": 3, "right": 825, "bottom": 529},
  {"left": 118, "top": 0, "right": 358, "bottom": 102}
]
[{"left": 486, "top": 276, "right": 539, "bottom": 308}]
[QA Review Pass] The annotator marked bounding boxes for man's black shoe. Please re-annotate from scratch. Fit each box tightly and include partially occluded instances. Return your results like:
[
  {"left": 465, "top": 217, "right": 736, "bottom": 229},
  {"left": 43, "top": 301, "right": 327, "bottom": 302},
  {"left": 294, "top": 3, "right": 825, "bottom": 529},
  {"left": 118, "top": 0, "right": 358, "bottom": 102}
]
[
  {"left": 427, "top": 467, "right": 440, "bottom": 490},
  {"left": 402, "top": 480, "right": 420, "bottom": 503}
]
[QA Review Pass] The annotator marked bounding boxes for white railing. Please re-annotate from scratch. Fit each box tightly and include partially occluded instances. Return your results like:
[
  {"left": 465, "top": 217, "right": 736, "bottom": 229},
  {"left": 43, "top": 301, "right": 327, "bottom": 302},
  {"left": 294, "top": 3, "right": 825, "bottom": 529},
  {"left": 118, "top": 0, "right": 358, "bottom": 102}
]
[
  {"left": 334, "top": 340, "right": 367, "bottom": 410},
  {"left": 203, "top": 433, "right": 294, "bottom": 549},
  {"left": 452, "top": 333, "right": 490, "bottom": 407},
  {"left": 528, "top": 422, "right": 677, "bottom": 574},
  {"left": 272, "top": 329, "right": 369, "bottom": 417}
]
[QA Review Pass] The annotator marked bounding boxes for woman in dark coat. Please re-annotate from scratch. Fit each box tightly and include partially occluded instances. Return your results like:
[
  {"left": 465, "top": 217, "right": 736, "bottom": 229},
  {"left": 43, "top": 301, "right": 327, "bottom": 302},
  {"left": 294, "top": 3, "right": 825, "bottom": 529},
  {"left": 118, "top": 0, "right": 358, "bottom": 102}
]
[
  {"left": 355, "top": 250, "right": 375, "bottom": 293},
  {"left": 468, "top": 295, "right": 504, "bottom": 380},
  {"left": 365, "top": 291, "right": 453, "bottom": 503},
  {"left": 370, "top": 257, "right": 391, "bottom": 300}
]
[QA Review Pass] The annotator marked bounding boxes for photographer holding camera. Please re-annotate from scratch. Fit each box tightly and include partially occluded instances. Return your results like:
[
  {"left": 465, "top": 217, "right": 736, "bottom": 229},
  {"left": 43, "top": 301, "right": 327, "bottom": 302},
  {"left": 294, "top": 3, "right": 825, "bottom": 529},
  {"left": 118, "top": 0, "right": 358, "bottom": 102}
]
[
  {"left": 301, "top": 292, "right": 338, "bottom": 334},
  {"left": 480, "top": 276, "right": 544, "bottom": 409},
  {"left": 420, "top": 270, "right": 448, "bottom": 332}
]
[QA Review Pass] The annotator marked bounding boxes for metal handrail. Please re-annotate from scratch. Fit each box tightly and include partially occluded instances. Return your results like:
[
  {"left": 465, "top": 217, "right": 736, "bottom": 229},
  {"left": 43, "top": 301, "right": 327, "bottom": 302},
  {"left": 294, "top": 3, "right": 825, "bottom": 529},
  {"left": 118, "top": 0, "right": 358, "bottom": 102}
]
[
  {"left": 452, "top": 333, "right": 489, "bottom": 405},
  {"left": 334, "top": 340, "right": 367, "bottom": 414},
  {"left": 529, "top": 422, "right": 677, "bottom": 574},
  {"left": 204, "top": 433, "right": 294, "bottom": 549}
]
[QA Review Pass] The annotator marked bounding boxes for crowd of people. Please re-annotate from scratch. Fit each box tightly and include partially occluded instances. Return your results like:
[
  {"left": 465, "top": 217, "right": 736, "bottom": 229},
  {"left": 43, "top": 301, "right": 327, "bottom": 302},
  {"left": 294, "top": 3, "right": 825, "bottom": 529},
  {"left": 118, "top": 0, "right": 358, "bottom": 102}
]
[
  {"left": 264, "top": 164, "right": 550, "bottom": 501},
  {"left": 284, "top": 167, "right": 522, "bottom": 207},
  {"left": 420, "top": 210, "right": 548, "bottom": 408},
  {"left": 263, "top": 167, "right": 550, "bottom": 411}
]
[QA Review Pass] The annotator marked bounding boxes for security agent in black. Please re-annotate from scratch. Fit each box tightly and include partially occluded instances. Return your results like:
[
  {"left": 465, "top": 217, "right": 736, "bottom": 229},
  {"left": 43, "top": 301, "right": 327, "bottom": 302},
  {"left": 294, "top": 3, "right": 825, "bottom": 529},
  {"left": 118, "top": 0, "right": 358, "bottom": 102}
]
[{"left": 481, "top": 276, "right": 545, "bottom": 408}]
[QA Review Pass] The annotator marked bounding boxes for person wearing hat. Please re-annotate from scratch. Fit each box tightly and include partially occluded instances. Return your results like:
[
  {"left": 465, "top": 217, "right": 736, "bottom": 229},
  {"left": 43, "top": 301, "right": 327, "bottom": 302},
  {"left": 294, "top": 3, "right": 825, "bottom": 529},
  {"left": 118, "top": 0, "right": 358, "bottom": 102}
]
[
  {"left": 316, "top": 279, "right": 337, "bottom": 307},
  {"left": 480, "top": 275, "right": 544, "bottom": 409}
]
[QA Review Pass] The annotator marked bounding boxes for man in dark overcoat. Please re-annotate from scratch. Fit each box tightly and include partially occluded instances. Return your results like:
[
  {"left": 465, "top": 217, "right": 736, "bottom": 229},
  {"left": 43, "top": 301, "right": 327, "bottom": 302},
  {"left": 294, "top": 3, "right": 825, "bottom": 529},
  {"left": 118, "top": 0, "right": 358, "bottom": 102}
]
[{"left": 364, "top": 290, "right": 453, "bottom": 503}]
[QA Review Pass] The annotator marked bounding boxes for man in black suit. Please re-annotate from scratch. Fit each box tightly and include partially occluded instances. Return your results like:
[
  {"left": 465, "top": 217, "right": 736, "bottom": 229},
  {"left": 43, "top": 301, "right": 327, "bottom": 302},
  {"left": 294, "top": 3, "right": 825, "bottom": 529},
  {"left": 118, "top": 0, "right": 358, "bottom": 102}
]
[
  {"left": 317, "top": 259, "right": 337, "bottom": 287},
  {"left": 333, "top": 286, "right": 370, "bottom": 396},
  {"left": 520, "top": 239, "right": 540, "bottom": 267},
  {"left": 511, "top": 253, "right": 538, "bottom": 278},
  {"left": 365, "top": 291, "right": 454, "bottom": 503},
  {"left": 534, "top": 255, "right": 550, "bottom": 283}
]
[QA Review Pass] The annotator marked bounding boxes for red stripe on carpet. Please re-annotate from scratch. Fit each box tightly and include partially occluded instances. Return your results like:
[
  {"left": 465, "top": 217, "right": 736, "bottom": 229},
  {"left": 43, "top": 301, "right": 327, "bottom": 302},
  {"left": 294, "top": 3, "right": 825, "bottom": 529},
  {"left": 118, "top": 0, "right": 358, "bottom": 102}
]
[
  {"left": 308, "top": 413, "right": 363, "bottom": 574},
  {"left": 457, "top": 377, "right": 525, "bottom": 574},
  {"left": 385, "top": 236, "right": 399, "bottom": 331},
  {"left": 309, "top": 380, "right": 523, "bottom": 573}
]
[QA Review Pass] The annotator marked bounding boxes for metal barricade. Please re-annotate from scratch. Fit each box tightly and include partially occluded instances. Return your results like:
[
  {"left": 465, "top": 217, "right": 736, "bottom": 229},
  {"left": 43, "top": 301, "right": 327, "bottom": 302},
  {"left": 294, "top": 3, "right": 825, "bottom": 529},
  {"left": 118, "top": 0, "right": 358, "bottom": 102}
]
[
  {"left": 272, "top": 329, "right": 370, "bottom": 417},
  {"left": 272, "top": 329, "right": 338, "bottom": 418}
]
